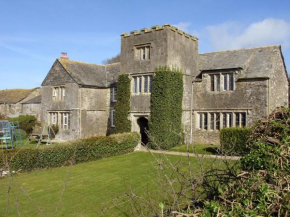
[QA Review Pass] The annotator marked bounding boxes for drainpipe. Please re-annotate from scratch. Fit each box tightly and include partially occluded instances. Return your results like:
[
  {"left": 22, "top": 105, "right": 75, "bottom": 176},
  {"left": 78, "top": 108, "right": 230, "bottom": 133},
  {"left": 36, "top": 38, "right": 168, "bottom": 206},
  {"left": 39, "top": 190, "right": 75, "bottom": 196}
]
[{"left": 190, "top": 81, "right": 194, "bottom": 144}]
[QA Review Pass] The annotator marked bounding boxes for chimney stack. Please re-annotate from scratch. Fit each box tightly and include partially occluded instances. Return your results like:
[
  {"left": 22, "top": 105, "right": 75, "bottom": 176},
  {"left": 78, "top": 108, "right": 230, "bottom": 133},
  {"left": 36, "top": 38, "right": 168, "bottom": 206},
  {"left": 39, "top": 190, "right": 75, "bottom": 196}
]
[{"left": 60, "top": 52, "right": 69, "bottom": 59}]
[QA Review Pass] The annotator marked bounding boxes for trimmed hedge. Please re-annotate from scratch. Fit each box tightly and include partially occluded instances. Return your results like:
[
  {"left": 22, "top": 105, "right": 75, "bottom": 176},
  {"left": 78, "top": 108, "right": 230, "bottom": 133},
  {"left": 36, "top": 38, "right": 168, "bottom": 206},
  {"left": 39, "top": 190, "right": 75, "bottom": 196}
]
[
  {"left": 0, "top": 132, "right": 140, "bottom": 171},
  {"left": 115, "top": 74, "right": 131, "bottom": 133},
  {"left": 149, "top": 66, "right": 183, "bottom": 150},
  {"left": 220, "top": 127, "right": 251, "bottom": 155}
]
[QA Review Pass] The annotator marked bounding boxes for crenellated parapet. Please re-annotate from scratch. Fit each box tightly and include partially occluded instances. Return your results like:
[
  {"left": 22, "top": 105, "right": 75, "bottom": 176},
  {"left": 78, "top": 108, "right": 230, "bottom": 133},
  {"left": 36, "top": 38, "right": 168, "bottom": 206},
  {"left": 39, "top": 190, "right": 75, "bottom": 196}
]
[{"left": 121, "top": 24, "right": 198, "bottom": 41}]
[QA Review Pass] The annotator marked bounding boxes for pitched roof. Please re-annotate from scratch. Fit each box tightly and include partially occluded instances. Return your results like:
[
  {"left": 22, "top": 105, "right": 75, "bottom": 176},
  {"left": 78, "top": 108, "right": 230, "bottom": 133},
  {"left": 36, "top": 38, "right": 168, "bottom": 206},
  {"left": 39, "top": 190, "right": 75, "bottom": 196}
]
[
  {"left": 21, "top": 95, "right": 42, "bottom": 104},
  {"left": 199, "top": 45, "right": 281, "bottom": 78},
  {"left": 58, "top": 58, "right": 119, "bottom": 87},
  {"left": 0, "top": 89, "right": 36, "bottom": 104}
]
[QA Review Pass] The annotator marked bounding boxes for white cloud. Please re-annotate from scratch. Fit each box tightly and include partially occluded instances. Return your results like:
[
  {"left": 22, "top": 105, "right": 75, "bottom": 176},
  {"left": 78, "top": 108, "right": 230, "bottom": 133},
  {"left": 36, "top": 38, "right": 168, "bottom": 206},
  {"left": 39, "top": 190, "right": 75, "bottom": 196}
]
[
  {"left": 206, "top": 18, "right": 290, "bottom": 50},
  {"left": 172, "top": 22, "right": 191, "bottom": 32}
]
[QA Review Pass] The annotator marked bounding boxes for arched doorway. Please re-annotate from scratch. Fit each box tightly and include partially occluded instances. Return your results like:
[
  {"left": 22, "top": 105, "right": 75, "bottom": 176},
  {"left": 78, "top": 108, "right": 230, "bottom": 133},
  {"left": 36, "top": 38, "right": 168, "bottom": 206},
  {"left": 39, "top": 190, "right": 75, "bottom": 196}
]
[{"left": 137, "top": 117, "right": 149, "bottom": 146}]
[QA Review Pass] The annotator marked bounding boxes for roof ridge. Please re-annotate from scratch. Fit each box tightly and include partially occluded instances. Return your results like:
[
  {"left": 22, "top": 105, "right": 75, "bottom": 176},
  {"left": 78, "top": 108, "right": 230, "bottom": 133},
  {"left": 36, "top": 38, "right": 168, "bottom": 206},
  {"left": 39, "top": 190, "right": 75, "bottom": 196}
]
[
  {"left": 57, "top": 58, "right": 120, "bottom": 67},
  {"left": 200, "top": 45, "right": 281, "bottom": 55}
]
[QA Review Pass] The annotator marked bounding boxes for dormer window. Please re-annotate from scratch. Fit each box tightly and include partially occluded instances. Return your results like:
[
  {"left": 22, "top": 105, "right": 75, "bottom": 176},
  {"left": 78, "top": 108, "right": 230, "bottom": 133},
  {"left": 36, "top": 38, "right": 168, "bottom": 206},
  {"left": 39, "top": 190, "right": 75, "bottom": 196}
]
[
  {"left": 135, "top": 44, "right": 150, "bottom": 60},
  {"left": 210, "top": 73, "right": 235, "bottom": 92}
]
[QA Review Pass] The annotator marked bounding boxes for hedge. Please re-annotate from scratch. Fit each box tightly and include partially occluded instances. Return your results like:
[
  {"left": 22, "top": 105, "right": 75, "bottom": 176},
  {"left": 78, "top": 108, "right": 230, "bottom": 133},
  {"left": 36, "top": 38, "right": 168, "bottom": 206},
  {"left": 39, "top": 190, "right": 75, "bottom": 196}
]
[
  {"left": 115, "top": 74, "right": 131, "bottom": 133},
  {"left": 149, "top": 66, "right": 183, "bottom": 150},
  {"left": 0, "top": 132, "right": 140, "bottom": 171},
  {"left": 220, "top": 127, "right": 251, "bottom": 155}
]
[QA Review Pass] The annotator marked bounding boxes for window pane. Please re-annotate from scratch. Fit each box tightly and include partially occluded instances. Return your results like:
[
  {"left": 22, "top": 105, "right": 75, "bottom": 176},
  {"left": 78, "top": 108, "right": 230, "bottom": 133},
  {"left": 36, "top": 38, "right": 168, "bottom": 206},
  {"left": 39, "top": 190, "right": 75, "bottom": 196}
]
[
  {"left": 235, "top": 112, "right": 240, "bottom": 127},
  {"left": 224, "top": 74, "right": 228, "bottom": 90},
  {"left": 211, "top": 75, "right": 215, "bottom": 91},
  {"left": 229, "top": 113, "right": 233, "bottom": 127},
  {"left": 204, "top": 113, "right": 208, "bottom": 130},
  {"left": 216, "top": 113, "right": 220, "bottom": 130},
  {"left": 134, "top": 77, "right": 137, "bottom": 93},
  {"left": 142, "top": 47, "right": 146, "bottom": 60},
  {"left": 241, "top": 113, "right": 246, "bottom": 127},
  {"left": 199, "top": 113, "right": 203, "bottom": 129},
  {"left": 210, "top": 113, "right": 214, "bottom": 130},
  {"left": 139, "top": 77, "right": 142, "bottom": 93},
  {"left": 144, "top": 76, "right": 148, "bottom": 93},
  {"left": 223, "top": 113, "right": 227, "bottom": 128},
  {"left": 216, "top": 74, "right": 220, "bottom": 91},
  {"left": 229, "top": 74, "right": 234, "bottom": 90}
]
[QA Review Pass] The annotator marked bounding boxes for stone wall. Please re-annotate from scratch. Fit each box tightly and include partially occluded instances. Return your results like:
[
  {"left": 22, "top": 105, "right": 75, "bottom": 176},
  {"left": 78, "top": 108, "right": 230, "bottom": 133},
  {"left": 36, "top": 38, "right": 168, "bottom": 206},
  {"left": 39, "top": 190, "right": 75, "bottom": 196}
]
[{"left": 192, "top": 70, "right": 269, "bottom": 144}]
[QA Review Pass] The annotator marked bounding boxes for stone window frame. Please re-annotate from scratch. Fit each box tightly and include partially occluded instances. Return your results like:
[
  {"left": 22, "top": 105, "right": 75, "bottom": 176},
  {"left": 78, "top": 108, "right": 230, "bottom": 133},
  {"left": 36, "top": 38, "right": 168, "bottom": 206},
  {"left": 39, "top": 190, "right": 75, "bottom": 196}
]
[
  {"left": 52, "top": 86, "right": 66, "bottom": 101},
  {"left": 134, "top": 43, "right": 151, "bottom": 61},
  {"left": 131, "top": 74, "right": 153, "bottom": 95},
  {"left": 209, "top": 72, "right": 235, "bottom": 92},
  {"left": 197, "top": 111, "right": 247, "bottom": 131},
  {"left": 111, "top": 109, "right": 115, "bottom": 127},
  {"left": 48, "top": 111, "right": 70, "bottom": 130},
  {"left": 112, "top": 86, "right": 117, "bottom": 102}
]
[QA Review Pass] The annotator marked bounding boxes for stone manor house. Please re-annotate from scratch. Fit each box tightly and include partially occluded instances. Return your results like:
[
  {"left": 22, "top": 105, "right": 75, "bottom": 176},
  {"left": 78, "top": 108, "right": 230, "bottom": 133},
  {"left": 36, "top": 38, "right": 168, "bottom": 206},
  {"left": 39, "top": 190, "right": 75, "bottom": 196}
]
[{"left": 6, "top": 24, "right": 290, "bottom": 144}]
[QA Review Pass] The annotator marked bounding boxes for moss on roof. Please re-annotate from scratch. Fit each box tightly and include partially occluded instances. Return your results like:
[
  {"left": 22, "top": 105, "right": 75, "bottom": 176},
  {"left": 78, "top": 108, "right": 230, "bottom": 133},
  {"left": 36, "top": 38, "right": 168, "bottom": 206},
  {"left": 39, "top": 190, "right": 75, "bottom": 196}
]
[{"left": 0, "top": 89, "right": 35, "bottom": 104}]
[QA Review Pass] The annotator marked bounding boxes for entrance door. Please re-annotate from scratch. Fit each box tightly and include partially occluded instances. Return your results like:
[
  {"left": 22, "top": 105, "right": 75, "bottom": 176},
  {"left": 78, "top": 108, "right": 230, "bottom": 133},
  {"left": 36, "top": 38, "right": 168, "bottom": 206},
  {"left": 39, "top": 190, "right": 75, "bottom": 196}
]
[{"left": 137, "top": 117, "right": 149, "bottom": 146}]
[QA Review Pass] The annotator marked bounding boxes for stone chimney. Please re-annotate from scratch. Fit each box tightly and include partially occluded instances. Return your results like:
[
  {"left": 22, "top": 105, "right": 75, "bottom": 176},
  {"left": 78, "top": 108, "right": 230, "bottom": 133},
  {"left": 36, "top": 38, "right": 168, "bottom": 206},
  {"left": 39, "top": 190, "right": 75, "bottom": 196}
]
[{"left": 60, "top": 52, "right": 69, "bottom": 59}]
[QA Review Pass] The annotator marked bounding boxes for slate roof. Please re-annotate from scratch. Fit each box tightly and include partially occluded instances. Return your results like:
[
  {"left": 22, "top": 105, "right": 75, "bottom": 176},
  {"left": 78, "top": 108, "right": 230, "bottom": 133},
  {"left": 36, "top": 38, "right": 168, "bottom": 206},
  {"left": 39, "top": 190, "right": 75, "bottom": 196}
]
[
  {"left": 0, "top": 89, "right": 36, "bottom": 104},
  {"left": 58, "top": 58, "right": 120, "bottom": 87},
  {"left": 21, "top": 95, "right": 42, "bottom": 104},
  {"left": 199, "top": 45, "right": 282, "bottom": 78}
]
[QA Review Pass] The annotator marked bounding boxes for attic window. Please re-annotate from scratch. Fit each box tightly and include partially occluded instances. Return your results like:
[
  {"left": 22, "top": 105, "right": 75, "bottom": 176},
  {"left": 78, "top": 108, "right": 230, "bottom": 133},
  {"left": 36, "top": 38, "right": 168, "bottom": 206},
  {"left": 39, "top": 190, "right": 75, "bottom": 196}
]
[
  {"left": 210, "top": 73, "right": 235, "bottom": 92},
  {"left": 135, "top": 44, "right": 150, "bottom": 60},
  {"left": 53, "top": 86, "right": 65, "bottom": 101}
]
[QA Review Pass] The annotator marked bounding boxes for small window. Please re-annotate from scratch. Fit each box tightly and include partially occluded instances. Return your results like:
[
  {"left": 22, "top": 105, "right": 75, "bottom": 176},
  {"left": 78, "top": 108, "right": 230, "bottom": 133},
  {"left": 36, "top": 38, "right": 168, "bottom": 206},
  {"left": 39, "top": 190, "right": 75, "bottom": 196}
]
[
  {"left": 135, "top": 44, "right": 150, "bottom": 60},
  {"left": 111, "top": 109, "right": 115, "bottom": 127},
  {"left": 134, "top": 77, "right": 137, "bottom": 93},
  {"left": 112, "top": 87, "right": 117, "bottom": 102},
  {"left": 53, "top": 86, "right": 65, "bottom": 101}
]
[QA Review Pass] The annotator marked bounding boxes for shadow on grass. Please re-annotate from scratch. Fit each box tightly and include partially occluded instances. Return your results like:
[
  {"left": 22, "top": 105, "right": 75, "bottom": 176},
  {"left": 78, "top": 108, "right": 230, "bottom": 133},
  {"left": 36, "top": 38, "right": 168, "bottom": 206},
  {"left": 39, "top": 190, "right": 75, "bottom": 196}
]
[{"left": 203, "top": 147, "right": 219, "bottom": 155}]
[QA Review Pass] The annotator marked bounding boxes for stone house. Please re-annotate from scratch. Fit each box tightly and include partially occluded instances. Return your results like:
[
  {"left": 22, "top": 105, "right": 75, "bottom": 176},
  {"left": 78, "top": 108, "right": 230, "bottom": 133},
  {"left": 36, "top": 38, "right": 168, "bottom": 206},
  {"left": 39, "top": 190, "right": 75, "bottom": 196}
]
[
  {"left": 41, "top": 24, "right": 289, "bottom": 144},
  {"left": 0, "top": 88, "right": 41, "bottom": 119},
  {"left": 41, "top": 53, "right": 119, "bottom": 140}
]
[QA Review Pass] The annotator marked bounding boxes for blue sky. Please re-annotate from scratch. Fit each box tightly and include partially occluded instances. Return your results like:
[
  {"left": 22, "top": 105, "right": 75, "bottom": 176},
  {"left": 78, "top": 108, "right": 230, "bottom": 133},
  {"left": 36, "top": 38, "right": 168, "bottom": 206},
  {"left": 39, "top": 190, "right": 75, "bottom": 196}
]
[{"left": 1, "top": 0, "right": 290, "bottom": 89}]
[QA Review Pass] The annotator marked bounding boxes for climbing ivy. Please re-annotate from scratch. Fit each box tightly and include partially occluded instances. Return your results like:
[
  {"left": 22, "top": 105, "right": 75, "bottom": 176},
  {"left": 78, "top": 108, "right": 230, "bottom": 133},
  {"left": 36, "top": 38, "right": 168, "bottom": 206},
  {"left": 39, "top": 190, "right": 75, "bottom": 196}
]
[
  {"left": 149, "top": 66, "right": 183, "bottom": 150},
  {"left": 115, "top": 74, "right": 131, "bottom": 133}
]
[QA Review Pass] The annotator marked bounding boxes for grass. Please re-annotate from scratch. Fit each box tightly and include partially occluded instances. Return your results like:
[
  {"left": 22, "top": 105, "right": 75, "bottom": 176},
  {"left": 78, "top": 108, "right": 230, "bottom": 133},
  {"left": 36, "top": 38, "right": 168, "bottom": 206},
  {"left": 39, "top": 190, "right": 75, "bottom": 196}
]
[
  {"left": 169, "top": 144, "right": 220, "bottom": 155},
  {"left": 0, "top": 138, "right": 60, "bottom": 150},
  {"left": 0, "top": 152, "right": 225, "bottom": 216}
]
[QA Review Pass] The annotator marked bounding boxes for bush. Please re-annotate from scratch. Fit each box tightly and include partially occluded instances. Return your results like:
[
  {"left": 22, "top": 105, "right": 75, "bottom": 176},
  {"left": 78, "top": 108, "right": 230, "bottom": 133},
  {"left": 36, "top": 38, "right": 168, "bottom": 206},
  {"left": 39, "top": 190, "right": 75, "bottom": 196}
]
[
  {"left": 115, "top": 74, "right": 131, "bottom": 133},
  {"left": 149, "top": 66, "right": 183, "bottom": 150},
  {"left": 8, "top": 115, "right": 38, "bottom": 134},
  {"left": 0, "top": 132, "right": 140, "bottom": 171},
  {"left": 220, "top": 127, "right": 251, "bottom": 155},
  {"left": 19, "top": 129, "right": 27, "bottom": 139}
]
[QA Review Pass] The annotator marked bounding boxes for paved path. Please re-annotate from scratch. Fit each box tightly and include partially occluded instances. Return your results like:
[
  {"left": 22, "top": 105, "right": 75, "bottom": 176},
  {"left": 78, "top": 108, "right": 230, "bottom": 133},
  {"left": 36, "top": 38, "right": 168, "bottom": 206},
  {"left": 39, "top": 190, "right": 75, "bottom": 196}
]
[{"left": 136, "top": 148, "right": 241, "bottom": 160}]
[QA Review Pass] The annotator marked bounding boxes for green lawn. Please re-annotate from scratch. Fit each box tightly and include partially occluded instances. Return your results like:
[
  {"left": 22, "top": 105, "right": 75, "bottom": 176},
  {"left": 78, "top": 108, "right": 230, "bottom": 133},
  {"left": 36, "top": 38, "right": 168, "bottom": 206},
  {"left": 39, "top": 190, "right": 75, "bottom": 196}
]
[
  {"left": 170, "top": 144, "right": 220, "bottom": 155},
  {"left": 0, "top": 138, "right": 60, "bottom": 150},
  {"left": 0, "top": 152, "right": 224, "bottom": 217}
]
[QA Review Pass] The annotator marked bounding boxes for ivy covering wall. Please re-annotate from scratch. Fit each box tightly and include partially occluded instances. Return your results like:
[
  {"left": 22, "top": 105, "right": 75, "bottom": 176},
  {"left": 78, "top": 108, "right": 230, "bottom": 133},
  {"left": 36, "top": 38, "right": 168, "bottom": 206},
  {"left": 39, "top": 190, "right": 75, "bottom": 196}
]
[
  {"left": 149, "top": 66, "right": 183, "bottom": 150},
  {"left": 115, "top": 74, "right": 131, "bottom": 133}
]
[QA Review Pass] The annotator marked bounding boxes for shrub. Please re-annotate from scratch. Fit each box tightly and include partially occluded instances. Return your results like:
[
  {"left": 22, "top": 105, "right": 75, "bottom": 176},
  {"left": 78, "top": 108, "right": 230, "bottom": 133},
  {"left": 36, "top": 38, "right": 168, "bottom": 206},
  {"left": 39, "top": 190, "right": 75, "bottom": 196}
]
[
  {"left": 0, "top": 132, "right": 140, "bottom": 171},
  {"left": 220, "top": 127, "right": 251, "bottom": 155},
  {"left": 149, "top": 66, "right": 183, "bottom": 150},
  {"left": 115, "top": 74, "right": 131, "bottom": 133},
  {"left": 8, "top": 115, "right": 38, "bottom": 134},
  {"left": 19, "top": 129, "right": 27, "bottom": 139},
  {"left": 49, "top": 124, "right": 59, "bottom": 139}
]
